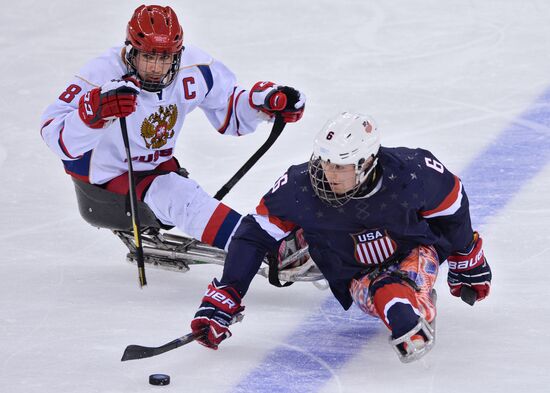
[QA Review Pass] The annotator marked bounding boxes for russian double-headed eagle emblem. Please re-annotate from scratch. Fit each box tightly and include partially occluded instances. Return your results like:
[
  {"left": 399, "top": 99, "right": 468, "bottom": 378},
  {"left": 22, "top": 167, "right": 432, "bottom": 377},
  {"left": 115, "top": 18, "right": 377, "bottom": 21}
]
[{"left": 140, "top": 105, "right": 178, "bottom": 149}]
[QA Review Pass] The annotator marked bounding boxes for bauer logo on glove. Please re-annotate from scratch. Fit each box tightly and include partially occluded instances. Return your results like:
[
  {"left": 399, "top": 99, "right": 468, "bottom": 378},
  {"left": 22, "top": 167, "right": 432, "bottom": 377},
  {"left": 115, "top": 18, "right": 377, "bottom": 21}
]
[
  {"left": 447, "top": 245, "right": 485, "bottom": 271},
  {"left": 204, "top": 287, "right": 239, "bottom": 310},
  {"left": 447, "top": 232, "right": 492, "bottom": 302}
]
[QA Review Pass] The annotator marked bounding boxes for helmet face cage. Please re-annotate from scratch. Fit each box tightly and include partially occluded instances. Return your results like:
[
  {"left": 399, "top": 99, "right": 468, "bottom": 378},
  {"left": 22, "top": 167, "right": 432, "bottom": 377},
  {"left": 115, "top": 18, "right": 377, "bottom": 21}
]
[
  {"left": 125, "top": 5, "right": 184, "bottom": 92},
  {"left": 308, "top": 112, "right": 381, "bottom": 207},
  {"left": 308, "top": 154, "right": 376, "bottom": 207},
  {"left": 125, "top": 47, "right": 182, "bottom": 92}
]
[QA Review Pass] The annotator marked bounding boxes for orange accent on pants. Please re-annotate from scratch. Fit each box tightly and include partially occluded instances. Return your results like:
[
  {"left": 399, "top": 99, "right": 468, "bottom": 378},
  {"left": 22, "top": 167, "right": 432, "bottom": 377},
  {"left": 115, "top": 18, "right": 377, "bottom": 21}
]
[{"left": 349, "top": 245, "right": 439, "bottom": 330}]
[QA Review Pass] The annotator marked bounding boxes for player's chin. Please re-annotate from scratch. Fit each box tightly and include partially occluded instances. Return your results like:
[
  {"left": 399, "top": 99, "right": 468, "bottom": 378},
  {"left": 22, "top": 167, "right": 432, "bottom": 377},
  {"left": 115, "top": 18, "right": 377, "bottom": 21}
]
[
  {"left": 329, "top": 184, "right": 349, "bottom": 194},
  {"left": 144, "top": 75, "right": 164, "bottom": 83}
]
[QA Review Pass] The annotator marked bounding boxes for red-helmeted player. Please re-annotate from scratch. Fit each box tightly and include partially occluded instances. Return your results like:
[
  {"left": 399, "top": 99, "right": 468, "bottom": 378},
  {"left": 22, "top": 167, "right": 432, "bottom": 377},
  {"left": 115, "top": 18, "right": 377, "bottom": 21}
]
[{"left": 41, "top": 5, "right": 305, "bottom": 251}]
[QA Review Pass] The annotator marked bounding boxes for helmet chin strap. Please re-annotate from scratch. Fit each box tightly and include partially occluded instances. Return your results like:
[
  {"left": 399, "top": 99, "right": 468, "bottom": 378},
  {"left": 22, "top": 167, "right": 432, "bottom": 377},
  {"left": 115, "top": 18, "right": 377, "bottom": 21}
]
[
  {"left": 354, "top": 162, "right": 382, "bottom": 199},
  {"left": 356, "top": 156, "right": 378, "bottom": 185}
]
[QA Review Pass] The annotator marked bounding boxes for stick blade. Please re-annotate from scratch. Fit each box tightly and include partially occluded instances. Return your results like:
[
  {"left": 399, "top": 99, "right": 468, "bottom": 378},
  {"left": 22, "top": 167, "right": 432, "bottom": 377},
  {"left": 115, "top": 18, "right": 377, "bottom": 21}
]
[
  {"left": 121, "top": 344, "right": 156, "bottom": 361},
  {"left": 120, "top": 318, "right": 242, "bottom": 362}
]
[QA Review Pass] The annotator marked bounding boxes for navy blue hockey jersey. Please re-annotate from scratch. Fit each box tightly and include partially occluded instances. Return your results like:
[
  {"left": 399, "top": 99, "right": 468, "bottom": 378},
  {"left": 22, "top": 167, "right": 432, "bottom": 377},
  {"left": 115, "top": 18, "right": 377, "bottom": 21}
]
[{"left": 220, "top": 146, "right": 474, "bottom": 309}]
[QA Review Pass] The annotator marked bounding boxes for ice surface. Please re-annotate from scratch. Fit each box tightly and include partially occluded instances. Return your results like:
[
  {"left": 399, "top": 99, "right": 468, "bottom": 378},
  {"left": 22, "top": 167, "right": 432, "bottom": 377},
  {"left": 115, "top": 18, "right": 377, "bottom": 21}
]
[{"left": 1, "top": 1, "right": 550, "bottom": 392}]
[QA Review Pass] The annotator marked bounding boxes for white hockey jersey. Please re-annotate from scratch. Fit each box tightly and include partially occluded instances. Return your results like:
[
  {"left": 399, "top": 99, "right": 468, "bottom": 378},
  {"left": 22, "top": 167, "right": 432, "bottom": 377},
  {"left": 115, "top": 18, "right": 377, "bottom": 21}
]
[{"left": 40, "top": 45, "right": 267, "bottom": 184}]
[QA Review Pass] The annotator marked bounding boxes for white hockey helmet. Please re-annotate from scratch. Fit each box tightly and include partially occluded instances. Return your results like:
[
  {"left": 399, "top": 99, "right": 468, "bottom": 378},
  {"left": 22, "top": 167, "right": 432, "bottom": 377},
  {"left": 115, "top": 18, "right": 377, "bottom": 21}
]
[{"left": 308, "top": 112, "right": 381, "bottom": 206}]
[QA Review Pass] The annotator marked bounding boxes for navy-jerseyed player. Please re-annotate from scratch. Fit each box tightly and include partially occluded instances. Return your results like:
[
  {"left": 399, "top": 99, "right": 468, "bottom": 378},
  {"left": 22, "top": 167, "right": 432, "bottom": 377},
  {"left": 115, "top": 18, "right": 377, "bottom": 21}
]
[{"left": 190, "top": 112, "right": 492, "bottom": 362}]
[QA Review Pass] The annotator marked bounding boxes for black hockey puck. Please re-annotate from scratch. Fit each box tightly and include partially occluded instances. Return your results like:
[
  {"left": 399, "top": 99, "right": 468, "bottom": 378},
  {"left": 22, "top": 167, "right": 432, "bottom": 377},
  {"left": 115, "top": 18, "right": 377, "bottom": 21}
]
[{"left": 149, "top": 374, "right": 170, "bottom": 386}]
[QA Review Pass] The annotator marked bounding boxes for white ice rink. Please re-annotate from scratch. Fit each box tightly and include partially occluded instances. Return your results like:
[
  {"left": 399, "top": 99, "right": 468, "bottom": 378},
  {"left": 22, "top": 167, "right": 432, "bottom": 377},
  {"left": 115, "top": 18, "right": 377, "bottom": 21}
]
[{"left": 2, "top": 1, "right": 550, "bottom": 392}]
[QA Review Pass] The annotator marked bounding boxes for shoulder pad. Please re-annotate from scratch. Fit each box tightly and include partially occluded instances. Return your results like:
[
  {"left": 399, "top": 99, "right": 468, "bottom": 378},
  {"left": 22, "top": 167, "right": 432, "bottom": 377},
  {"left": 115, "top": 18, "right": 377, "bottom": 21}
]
[
  {"left": 74, "top": 46, "right": 127, "bottom": 89},
  {"left": 179, "top": 44, "right": 214, "bottom": 68}
]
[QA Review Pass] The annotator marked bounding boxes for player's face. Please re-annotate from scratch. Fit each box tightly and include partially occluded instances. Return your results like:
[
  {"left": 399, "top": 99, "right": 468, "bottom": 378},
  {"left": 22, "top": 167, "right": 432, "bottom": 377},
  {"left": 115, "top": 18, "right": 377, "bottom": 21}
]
[
  {"left": 134, "top": 52, "right": 174, "bottom": 84},
  {"left": 321, "top": 162, "right": 357, "bottom": 194}
]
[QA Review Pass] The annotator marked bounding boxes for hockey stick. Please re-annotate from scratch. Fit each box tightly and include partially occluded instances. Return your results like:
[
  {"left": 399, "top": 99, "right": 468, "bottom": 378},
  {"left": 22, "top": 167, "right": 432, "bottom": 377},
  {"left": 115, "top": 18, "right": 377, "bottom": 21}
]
[
  {"left": 121, "top": 313, "right": 244, "bottom": 361},
  {"left": 121, "top": 115, "right": 285, "bottom": 357},
  {"left": 120, "top": 117, "right": 147, "bottom": 287},
  {"left": 214, "top": 114, "right": 286, "bottom": 200}
]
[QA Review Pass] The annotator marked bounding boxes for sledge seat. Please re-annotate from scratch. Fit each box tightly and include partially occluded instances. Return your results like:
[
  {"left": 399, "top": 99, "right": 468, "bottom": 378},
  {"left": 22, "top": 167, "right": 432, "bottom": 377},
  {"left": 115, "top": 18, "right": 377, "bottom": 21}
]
[{"left": 72, "top": 177, "right": 161, "bottom": 231}]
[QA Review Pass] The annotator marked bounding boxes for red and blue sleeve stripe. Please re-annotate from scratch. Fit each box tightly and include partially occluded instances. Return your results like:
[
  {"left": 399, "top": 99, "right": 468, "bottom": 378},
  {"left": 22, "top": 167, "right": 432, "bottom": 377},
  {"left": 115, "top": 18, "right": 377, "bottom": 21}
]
[
  {"left": 62, "top": 150, "right": 93, "bottom": 183},
  {"left": 217, "top": 87, "right": 237, "bottom": 134},
  {"left": 197, "top": 65, "right": 213, "bottom": 97},
  {"left": 58, "top": 127, "right": 82, "bottom": 160},
  {"left": 234, "top": 89, "right": 246, "bottom": 135},
  {"left": 201, "top": 203, "right": 242, "bottom": 250},
  {"left": 40, "top": 119, "right": 54, "bottom": 139}
]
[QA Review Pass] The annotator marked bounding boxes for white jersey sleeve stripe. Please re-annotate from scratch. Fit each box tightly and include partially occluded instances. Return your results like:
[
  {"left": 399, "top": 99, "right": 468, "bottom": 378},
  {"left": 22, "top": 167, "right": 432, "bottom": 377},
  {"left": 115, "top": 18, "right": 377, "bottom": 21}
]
[
  {"left": 421, "top": 176, "right": 463, "bottom": 218},
  {"left": 252, "top": 214, "right": 291, "bottom": 241}
]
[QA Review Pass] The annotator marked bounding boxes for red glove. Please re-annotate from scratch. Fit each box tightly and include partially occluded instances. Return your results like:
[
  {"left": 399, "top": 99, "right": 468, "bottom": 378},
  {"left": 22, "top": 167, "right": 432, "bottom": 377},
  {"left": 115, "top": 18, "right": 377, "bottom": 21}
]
[
  {"left": 447, "top": 232, "right": 492, "bottom": 302},
  {"left": 191, "top": 279, "right": 244, "bottom": 350},
  {"left": 78, "top": 77, "right": 140, "bottom": 129},
  {"left": 249, "top": 81, "right": 305, "bottom": 123}
]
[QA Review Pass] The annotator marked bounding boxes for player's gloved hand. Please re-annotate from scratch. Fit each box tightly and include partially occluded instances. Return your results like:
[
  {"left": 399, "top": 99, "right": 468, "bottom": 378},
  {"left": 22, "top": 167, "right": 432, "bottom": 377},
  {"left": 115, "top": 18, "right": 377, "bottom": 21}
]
[
  {"left": 191, "top": 279, "right": 244, "bottom": 350},
  {"left": 277, "top": 228, "right": 309, "bottom": 268},
  {"left": 249, "top": 81, "right": 305, "bottom": 123},
  {"left": 447, "top": 232, "right": 492, "bottom": 302},
  {"left": 78, "top": 77, "right": 141, "bottom": 129}
]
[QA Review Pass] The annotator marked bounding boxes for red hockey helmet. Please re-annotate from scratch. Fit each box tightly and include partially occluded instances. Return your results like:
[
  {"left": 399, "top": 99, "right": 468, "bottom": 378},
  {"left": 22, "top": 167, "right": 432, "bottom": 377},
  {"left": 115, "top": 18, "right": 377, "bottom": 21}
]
[
  {"left": 125, "top": 5, "right": 184, "bottom": 91},
  {"left": 126, "top": 5, "right": 183, "bottom": 54}
]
